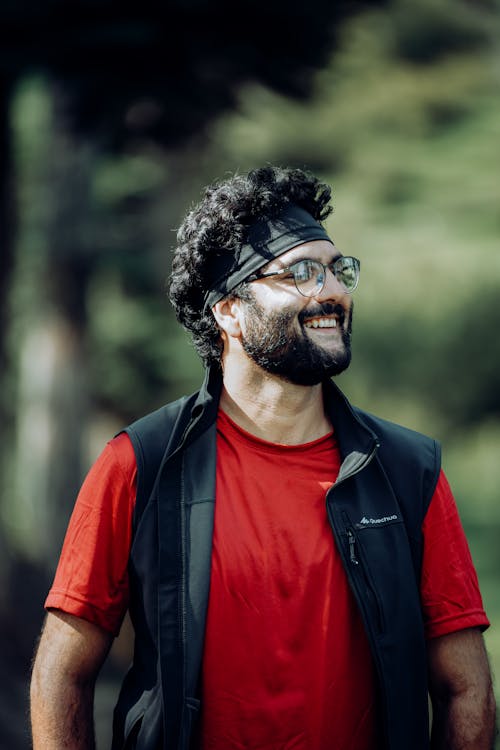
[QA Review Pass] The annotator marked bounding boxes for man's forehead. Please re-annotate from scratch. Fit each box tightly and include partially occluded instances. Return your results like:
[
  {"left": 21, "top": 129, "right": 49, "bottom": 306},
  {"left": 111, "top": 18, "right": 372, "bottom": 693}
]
[{"left": 262, "top": 239, "right": 339, "bottom": 272}]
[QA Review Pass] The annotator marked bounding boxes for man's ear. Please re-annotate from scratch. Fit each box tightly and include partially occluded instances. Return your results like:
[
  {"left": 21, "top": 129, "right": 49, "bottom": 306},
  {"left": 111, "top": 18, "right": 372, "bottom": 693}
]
[{"left": 212, "top": 296, "right": 243, "bottom": 339}]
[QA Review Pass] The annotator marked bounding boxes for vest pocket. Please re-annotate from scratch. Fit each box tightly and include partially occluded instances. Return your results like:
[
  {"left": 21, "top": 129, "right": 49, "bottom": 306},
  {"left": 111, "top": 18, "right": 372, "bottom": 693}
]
[
  {"left": 352, "top": 518, "right": 408, "bottom": 637},
  {"left": 355, "top": 539, "right": 386, "bottom": 635},
  {"left": 341, "top": 513, "right": 387, "bottom": 636}
]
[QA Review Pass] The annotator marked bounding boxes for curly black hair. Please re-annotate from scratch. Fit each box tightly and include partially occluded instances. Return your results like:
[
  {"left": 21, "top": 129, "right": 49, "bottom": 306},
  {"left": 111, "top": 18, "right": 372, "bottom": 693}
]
[{"left": 168, "top": 165, "right": 333, "bottom": 367}]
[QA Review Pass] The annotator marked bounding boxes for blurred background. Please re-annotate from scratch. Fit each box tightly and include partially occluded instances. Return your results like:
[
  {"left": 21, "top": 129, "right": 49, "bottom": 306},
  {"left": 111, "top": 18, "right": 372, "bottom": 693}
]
[{"left": 0, "top": 0, "right": 499, "bottom": 746}]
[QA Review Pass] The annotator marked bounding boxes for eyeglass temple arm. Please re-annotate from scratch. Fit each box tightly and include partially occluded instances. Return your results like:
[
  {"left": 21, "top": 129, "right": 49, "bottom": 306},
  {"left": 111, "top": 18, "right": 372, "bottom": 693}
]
[{"left": 247, "top": 268, "right": 290, "bottom": 282}]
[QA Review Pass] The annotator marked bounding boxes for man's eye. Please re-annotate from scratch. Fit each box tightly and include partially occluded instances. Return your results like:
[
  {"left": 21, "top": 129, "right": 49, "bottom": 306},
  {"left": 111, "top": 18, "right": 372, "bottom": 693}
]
[{"left": 291, "top": 262, "right": 314, "bottom": 282}]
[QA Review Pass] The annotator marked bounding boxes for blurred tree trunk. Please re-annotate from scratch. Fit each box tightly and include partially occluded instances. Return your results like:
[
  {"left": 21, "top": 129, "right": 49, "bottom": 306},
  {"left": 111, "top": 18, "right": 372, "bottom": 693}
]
[
  {"left": 0, "top": 77, "right": 119, "bottom": 750},
  {"left": 0, "top": 76, "right": 38, "bottom": 750},
  {"left": 0, "top": 77, "right": 14, "bottom": 365},
  {"left": 10, "top": 78, "right": 94, "bottom": 568},
  {"left": 0, "top": 77, "right": 16, "bottom": 597}
]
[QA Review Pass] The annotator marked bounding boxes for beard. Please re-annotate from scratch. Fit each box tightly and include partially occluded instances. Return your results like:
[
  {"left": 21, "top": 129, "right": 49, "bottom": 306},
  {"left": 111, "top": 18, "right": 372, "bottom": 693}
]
[{"left": 239, "top": 295, "right": 353, "bottom": 386}]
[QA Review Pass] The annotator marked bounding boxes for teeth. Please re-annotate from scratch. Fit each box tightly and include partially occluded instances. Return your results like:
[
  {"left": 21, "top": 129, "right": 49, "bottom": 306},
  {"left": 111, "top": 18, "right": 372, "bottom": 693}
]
[{"left": 305, "top": 317, "right": 337, "bottom": 329}]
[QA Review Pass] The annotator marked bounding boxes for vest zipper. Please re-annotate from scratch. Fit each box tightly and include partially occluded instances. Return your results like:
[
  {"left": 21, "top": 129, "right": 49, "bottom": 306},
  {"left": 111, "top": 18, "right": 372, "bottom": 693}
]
[
  {"left": 161, "top": 408, "right": 212, "bottom": 729},
  {"left": 346, "top": 528, "right": 359, "bottom": 565},
  {"left": 342, "top": 518, "right": 385, "bottom": 635},
  {"left": 179, "top": 458, "right": 188, "bottom": 737},
  {"left": 327, "top": 440, "right": 386, "bottom": 638},
  {"left": 326, "top": 443, "right": 391, "bottom": 746}
]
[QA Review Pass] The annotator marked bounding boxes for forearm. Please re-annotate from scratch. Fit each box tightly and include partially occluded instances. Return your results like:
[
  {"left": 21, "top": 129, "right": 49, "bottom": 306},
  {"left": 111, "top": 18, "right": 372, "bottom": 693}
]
[
  {"left": 428, "top": 628, "right": 497, "bottom": 750},
  {"left": 30, "top": 664, "right": 97, "bottom": 749},
  {"left": 30, "top": 611, "right": 112, "bottom": 750},
  {"left": 431, "top": 685, "right": 497, "bottom": 750}
]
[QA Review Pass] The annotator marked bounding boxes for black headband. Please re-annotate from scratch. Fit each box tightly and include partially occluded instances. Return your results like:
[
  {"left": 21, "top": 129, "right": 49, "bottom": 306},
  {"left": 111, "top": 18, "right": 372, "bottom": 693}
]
[{"left": 204, "top": 203, "right": 332, "bottom": 309}]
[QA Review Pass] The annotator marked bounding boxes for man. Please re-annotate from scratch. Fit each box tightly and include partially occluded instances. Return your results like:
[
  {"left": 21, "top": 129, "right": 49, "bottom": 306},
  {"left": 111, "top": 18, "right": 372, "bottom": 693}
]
[{"left": 30, "top": 165, "right": 495, "bottom": 749}]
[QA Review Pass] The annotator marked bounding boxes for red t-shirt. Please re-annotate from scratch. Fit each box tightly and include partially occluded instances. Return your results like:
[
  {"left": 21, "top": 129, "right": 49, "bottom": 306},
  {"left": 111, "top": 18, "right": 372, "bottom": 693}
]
[
  {"left": 201, "top": 411, "right": 379, "bottom": 749},
  {"left": 46, "top": 413, "right": 489, "bottom": 749}
]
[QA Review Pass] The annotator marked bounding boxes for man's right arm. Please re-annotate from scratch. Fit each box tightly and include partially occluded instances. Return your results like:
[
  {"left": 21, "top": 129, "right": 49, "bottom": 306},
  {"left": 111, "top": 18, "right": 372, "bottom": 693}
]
[{"left": 30, "top": 610, "right": 113, "bottom": 750}]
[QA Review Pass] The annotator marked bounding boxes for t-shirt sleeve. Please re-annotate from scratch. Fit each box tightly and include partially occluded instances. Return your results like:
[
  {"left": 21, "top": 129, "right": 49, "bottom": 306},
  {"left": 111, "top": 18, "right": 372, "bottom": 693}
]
[
  {"left": 45, "top": 432, "right": 137, "bottom": 636},
  {"left": 421, "top": 469, "right": 490, "bottom": 640}
]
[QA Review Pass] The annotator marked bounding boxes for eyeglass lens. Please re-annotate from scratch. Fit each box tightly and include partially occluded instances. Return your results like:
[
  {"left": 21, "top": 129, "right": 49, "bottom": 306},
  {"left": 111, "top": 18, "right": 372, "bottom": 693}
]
[{"left": 291, "top": 258, "right": 359, "bottom": 296}]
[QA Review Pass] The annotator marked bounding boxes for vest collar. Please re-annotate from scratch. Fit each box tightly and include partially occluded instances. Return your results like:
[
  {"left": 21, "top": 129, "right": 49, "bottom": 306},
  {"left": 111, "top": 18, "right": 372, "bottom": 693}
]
[
  {"left": 186, "top": 365, "right": 379, "bottom": 463},
  {"left": 322, "top": 378, "right": 379, "bottom": 461},
  {"left": 180, "top": 364, "right": 222, "bottom": 450}
]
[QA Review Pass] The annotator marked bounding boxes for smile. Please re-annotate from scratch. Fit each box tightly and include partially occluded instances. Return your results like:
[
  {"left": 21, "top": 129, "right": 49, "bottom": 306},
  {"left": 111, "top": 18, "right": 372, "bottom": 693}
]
[{"left": 304, "top": 316, "right": 338, "bottom": 329}]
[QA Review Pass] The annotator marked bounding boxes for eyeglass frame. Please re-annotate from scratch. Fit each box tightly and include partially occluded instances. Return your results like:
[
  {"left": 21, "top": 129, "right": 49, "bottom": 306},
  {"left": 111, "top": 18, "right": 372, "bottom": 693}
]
[{"left": 246, "top": 255, "right": 361, "bottom": 297}]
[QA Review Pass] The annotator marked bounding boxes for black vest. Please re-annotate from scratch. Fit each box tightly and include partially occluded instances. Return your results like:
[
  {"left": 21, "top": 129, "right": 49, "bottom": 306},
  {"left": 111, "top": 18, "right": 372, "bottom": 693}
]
[{"left": 112, "top": 366, "right": 441, "bottom": 750}]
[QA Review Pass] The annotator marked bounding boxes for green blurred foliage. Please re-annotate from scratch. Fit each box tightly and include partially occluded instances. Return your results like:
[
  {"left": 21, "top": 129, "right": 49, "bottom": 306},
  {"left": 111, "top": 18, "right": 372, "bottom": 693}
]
[
  {"left": 11, "top": 0, "right": 499, "bottom": 543},
  {"left": 4, "top": 0, "right": 500, "bottom": 741},
  {"left": 191, "top": 0, "right": 500, "bottom": 701}
]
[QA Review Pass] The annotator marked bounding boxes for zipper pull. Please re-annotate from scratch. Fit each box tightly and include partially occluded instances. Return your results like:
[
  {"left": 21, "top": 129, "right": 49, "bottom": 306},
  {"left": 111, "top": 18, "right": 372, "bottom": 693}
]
[{"left": 347, "top": 528, "right": 359, "bottom": 565}]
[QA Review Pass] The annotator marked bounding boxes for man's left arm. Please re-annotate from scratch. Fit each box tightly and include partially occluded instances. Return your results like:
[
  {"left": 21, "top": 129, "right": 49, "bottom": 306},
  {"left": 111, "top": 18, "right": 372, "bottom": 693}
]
[{"left": 428, "top": 627, "right": 497, "bottom": 749}]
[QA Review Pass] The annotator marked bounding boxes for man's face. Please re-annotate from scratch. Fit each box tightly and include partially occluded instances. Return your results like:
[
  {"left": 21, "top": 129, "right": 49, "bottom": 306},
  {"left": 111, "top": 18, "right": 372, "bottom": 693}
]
[{"left": 237, "top": 240, "right": 354, "bottom": 386}]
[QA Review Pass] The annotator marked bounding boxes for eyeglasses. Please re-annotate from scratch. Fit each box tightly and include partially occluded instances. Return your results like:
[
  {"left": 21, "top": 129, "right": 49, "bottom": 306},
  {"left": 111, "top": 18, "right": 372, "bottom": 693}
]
[{"left": 247, "top": 256, "right": 360, "bottom": 297}]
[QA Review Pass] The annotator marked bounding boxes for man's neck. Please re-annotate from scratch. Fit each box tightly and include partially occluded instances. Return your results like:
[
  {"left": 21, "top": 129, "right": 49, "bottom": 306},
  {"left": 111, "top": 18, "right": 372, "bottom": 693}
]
[{"left": 219, "top": 361, "right": 332, "bottom": 445}]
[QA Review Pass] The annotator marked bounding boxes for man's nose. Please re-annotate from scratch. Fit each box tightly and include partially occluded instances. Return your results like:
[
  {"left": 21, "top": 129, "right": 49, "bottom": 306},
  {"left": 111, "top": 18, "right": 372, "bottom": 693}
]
[{"left": 314, "top": 267, "right": 350, "bottom": 303}]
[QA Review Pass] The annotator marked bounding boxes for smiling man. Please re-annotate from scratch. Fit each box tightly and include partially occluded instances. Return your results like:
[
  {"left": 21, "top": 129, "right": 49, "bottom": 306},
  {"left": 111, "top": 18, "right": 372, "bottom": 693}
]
[
  {"left": 240, "top": 246, "right": 356, "bottom": 386},
  {"left": 30, "top": 166, "right": 495, "bottom": 750}
]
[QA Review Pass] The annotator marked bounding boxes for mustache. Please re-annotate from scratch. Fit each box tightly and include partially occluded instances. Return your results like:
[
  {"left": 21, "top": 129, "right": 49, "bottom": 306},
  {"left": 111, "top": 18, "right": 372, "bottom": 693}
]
[{"left": 298, "top": 302, "right": 347, "bottom": 326}]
